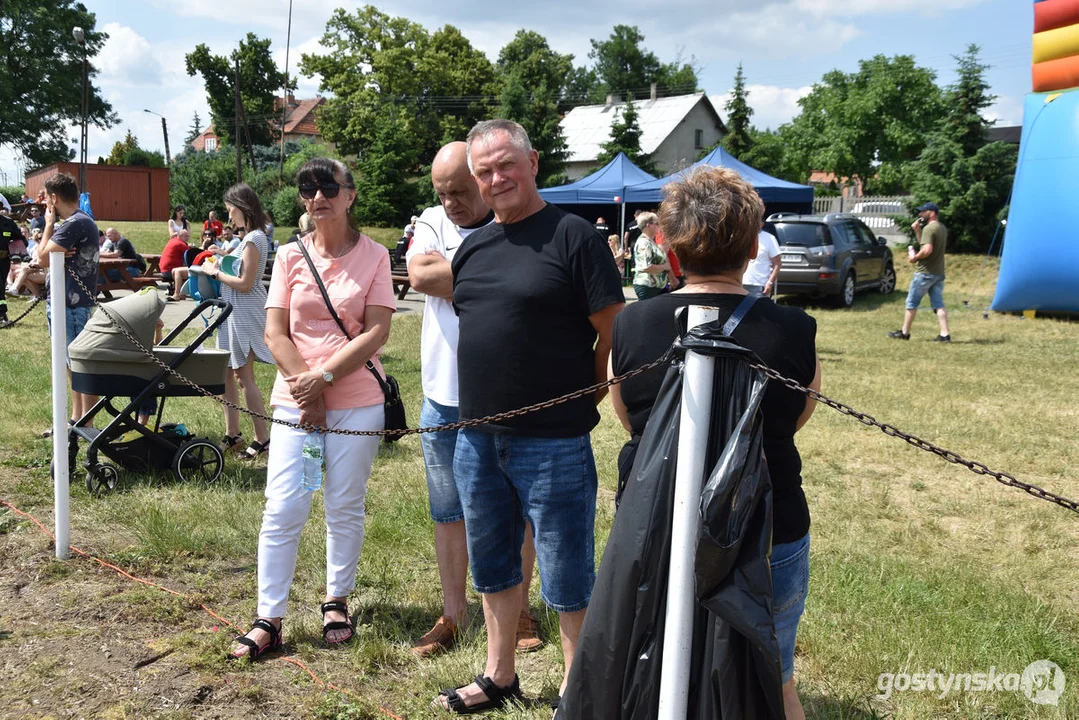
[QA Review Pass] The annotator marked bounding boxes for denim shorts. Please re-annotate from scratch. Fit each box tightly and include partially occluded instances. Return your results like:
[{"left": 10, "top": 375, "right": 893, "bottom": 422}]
[
  {"left": 905, "top": 273, "right": 945, "bottom": 310},
  {"left": 46, "top": 304, "right": 92, "bottom": 360},
  {"left": 772, "top": 532, "right": 810, "bottom": 684},
  {"left": 453, "top": 428, "right": 598, "bottom": 612},
  {"left": 419, "top": 398, "right": 463, "bottom": 523}
]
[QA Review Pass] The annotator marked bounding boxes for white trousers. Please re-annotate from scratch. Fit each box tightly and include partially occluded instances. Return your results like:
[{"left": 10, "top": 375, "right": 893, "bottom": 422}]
[{"left": 257, "top": 403, "right": 384, "bottom": 618}]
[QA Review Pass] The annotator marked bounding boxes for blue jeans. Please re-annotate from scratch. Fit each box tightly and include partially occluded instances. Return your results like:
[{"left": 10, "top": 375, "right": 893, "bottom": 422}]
[
  {"left": 105, "top": 266, "right": 142, "bottom": 282},
  {"left": 772, "top": 532, "right": 810, "bottom": 683},
  {"left": 453, "top": 429, "right": 598, "bottom": 612},
  {"left": 419, "top": 398, "right": 463, "bottom": 523},
  {"left": 46, "top": 304, "right": 92, "bottom": 360},
  {"left": 905, "top": 273, "right": 945, "bottom": 310}
]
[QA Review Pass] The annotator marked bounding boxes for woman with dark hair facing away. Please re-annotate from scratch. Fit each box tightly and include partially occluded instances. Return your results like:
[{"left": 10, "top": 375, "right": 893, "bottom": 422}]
[
  {"left": 201, "top": 184, "right": 275, "bottom": 459},
  {"left": 608, "top": 166, "right": 822, "bottom": 720},
  {"left": 229, "top": 158, "right": 395, "bottom": 660},
  {"left": 168, "top": 205, "right": 188, "bottom": 237}
]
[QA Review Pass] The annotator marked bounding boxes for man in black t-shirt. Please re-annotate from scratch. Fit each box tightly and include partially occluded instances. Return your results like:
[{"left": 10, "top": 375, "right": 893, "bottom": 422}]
[
  {"left": 100, "top": 227, "right": 146, "bottom": 281},
  {"left": 436, "top": 120, "right": 624, "bottom": 712}
]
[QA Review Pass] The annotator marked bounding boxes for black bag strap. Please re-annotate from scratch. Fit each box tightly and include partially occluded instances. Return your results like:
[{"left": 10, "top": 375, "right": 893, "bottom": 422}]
[{"left": 294, "top": 237, "right": 391, "bottom": 394}]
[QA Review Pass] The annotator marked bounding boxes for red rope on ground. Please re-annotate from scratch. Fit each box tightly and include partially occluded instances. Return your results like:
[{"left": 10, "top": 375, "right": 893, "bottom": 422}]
[{"left": 0, "top": 499, "right": 406, "bottom": 720}]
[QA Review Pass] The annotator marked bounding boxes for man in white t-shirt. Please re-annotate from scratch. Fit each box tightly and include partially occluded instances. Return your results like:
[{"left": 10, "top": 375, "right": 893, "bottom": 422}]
[
  {"left": 407, "top": 142, "right": 511, "bottom": 656},
  {"left": 743, "top": 224, "right": 782, "bottom": 296}
]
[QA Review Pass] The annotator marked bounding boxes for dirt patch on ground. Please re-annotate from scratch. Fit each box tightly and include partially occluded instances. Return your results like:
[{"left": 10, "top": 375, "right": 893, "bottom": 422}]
[{"left": 0, "top": 479, "right": 338, "bottom": 719}]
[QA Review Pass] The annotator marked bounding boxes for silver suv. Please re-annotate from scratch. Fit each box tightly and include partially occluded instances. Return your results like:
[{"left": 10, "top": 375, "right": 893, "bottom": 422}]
[{"left": 766, "top": 213, "right": 897, "bottom": 307}]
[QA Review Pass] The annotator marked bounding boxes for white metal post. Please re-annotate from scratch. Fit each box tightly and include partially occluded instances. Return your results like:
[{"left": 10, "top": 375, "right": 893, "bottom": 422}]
[
  {"left": 49, "top": 254, "right": 70, "bottom": 560},
  {"left": 657, "top": 305, "right": 719, "bottom": 718}
]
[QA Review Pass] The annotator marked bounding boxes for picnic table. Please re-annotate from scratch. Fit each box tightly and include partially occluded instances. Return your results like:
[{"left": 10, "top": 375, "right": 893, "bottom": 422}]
[
  {"left": 387, "top": 248, "right": 411, "bottom": 300},
  {"left": 96, "top": 258, "right": 159, "bottom": 299}
]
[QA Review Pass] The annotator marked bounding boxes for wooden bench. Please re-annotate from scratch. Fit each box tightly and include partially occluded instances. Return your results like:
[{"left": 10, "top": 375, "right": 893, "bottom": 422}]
[
  {"left": 386, "top": 247, "right": 411, "bottom": 300},
  {"left": 96, "top": 258, "right": 160, "bottom": 299}
]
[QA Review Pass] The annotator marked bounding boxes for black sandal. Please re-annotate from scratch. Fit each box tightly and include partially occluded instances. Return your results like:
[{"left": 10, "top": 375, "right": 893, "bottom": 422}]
[
  {"left": 230, "top": 618, "right": 282, "bottom": 661},
  {"left": 237, "top": 438, "right": 269, "bottom": 460},
  {"left": 222, "top": 433, "right": 244, "bottom": 451},
  {"left": 436, "top": 674, "right": 522, "bottom": 714},
  {"left": 321, "top": 600, "right": 355, "bottom": 645}
]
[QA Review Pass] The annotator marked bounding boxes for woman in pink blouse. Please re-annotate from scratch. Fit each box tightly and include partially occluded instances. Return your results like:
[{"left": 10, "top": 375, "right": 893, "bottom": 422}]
[{"left": 230, "top": 158, "right": 395, "bottom": 660}]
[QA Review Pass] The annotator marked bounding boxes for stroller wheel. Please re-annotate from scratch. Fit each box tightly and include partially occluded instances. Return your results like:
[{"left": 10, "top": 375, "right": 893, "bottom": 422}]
[
  {"left": 173, "top": 438, "right": 224, "bottom": 484},
  {"left": 85, "top": 463, "right": 119, "bottom": 495}
]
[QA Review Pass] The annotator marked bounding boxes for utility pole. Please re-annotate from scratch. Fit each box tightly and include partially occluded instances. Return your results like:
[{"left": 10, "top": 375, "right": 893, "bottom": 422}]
[
  {"left": 143, "top": 109, "right": 171, "bottom": 165},
  {"left": 73, "top": 27, "right": 89, "bottom": 194},
  {"left": 234, "top": 57, "right": 242, "bottom": 183},
  {"left": 238, "top": 95, "right": 257, "bottom": 172},
  {"left": 279, "top": 0, "right": 294, "bottom": 175}
]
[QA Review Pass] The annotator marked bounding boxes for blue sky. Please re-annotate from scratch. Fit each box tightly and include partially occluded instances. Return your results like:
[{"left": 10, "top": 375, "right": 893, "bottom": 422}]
[{"left": 0, "top": 0, "right": 1032, "bottom": 183}]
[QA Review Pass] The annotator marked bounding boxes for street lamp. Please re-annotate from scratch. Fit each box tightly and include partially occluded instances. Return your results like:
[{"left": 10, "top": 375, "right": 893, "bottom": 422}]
[
  {"left": 143, "top": 109, "right": 171, "bottom": 165},
  {"left": 72, "top": 26, "right": 88, "bottom": 193}
]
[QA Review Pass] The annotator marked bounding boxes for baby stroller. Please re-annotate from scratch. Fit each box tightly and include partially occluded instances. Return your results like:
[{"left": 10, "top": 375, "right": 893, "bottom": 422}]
[{"left": 66, "top": 288, "right": 233, "bottom": 494}]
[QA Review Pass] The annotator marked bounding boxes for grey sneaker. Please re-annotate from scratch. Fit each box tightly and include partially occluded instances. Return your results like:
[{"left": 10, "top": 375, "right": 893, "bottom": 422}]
[
  {"left": 887, "top": 330, "right": 910, "bottom": 340},
  {"left": 932, "top": 334, "right": 951, "bottom": 343}
]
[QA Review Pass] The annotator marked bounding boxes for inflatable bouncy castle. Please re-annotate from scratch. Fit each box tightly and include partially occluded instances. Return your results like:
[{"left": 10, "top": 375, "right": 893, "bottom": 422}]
[{"left": 992, "top": 0, "right": 1079, "bottom": 312}]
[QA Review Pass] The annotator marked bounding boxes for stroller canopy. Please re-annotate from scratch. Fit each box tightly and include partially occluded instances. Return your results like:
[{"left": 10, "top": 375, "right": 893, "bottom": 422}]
[{"left": 68, "top": 288, "right": 163, "bottom": 366}]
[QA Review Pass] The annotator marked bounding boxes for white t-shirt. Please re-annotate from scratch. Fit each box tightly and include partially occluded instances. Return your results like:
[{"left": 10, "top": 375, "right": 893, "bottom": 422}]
[
  {"left": 406, "top": 205, "right": 493, "bottom": 407},
  {"left": 743, "top": 230, "right": 781, "bottom": 287}
]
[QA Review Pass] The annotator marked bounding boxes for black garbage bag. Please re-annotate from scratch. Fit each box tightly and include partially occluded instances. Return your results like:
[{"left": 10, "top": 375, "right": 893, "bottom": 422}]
[{"left": 559, "top": 323, "right": 785, "bottom": 720}]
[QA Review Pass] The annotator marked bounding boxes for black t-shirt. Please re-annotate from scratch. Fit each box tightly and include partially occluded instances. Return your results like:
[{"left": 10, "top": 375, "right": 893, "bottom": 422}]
[
  {"left": 625, "top": 221, "right": 642, "bottom": 245},
  {"left": 0, "top": 214, "right": 25, "bottom": 255},
  {"left": 611, "top": 292, "right": 817, "bottom": 544},
  {"left": 453, "top": 204, "right": 625, "bottom": 437},
  {"left": 115, "top": 237, "right": 138, "bottom": 261},
  {"left": 595, "top": 222, "right": 609, "bottom": 235}
]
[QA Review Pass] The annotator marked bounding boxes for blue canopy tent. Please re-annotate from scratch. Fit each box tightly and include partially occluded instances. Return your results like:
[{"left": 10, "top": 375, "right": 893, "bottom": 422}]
[
  {"left": 538, "top": 152, "right": 657, "bottom": 205},
  {"left": 624, "top": 146, "right": 814, "bottom": 211}
]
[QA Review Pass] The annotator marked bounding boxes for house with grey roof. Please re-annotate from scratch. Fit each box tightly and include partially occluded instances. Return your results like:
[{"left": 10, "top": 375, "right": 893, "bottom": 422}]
[{"left": 560, "top": 90, "right": 727, "bottom": 180}]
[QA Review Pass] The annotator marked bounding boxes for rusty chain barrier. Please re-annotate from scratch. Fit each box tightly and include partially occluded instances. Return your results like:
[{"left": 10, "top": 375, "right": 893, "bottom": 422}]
[
  {"left": 52, "top": 268, "right": 1079, "bottom": 515},
  {"left": 0, "top": 295, "right": 44, "bottom": 329}
]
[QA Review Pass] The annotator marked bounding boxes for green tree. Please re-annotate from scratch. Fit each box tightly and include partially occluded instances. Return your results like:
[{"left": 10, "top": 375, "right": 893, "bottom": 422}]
[
  {"left": 720, "top": 63, "right": 753, "bottom": 160},
  {"left": 588, "top": 25, "right": 698, "bottom": 97},
  {"left": 564, "top": 66, "right": 603, "bottom": 108},
  {"left": 302, "top": 8, "right": 494, "bottom": 167},
  {"left": 353, "top": 106, "right": 422, "bottom": 225},
  {"left": 104, "top": 130, "right": 165, "bottom": 168},
  {"left": 740, "top": 127, "right": 808, "bottom": 183},
  {"left": 0, "top": 0, "right": 117, "bottom": 166},
  {"left": 943, "top": 44, "right": 995, "bottom": 158},
  {"left": 783, "top": 55, "right": 944, "bottom": 190},
  {"left": 903, "top": 46, "right": 1013, "bottom": 252},
  {"left": 185, "top": 33, "right": 288, "bottom": 149},
  {"left": 595, "top": 95, "right": 657, "bottom": 175},
  {"left": 496, "top": 30, "right": 573, "bottom": 186},
  {"left": 184, "top": 111, "right": 203, "bottom": 146}
]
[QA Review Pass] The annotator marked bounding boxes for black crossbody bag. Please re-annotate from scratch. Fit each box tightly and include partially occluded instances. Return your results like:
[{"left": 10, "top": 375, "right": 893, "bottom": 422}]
[{"left": 295, "top": 239, "right": 407, "bottom": 443}]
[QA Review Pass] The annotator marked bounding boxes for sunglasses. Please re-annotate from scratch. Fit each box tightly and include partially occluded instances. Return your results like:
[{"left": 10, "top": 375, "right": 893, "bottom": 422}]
[{"left": 298, "top": 182, "right": 352, "bottom": 200}]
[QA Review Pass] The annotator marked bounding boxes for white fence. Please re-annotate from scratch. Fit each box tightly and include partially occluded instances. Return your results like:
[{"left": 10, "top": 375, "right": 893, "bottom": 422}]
[{"left": 812, "top": 195, "right": 913, "bottom": 232}]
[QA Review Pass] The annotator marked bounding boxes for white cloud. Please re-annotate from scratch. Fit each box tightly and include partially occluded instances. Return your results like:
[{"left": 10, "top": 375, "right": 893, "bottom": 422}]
[
  {"left": 710, "top": 84, "right": 812, "bottom": 130},
  {"left": 984, "top": 95, "right": 1023, "bottom": 126},
  {"left": 793, "top": 0, "right": 984, "bottom": 16},
  {"left": 98, "top": 24, "right": 164, "bottom": 86}
]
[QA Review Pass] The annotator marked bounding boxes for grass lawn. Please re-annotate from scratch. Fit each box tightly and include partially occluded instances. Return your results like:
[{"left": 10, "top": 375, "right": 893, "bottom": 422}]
[{"left": 0, "top": 247, "right": 1075, "bottom": 719}]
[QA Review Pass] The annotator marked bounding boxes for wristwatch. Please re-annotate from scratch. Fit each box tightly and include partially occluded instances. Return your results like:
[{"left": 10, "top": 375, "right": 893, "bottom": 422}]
[{"left": 320, "top": 368, "right": 334, "bottom": 385}]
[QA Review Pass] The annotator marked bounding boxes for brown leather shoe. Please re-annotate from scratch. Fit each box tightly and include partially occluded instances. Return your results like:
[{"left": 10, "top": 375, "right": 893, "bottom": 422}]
[
  {"left": 515, "top": 609, "right": 543, "bottom": 653},
  {"left": 411, "top": 615, "right": 459, "bottom": 657}
]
